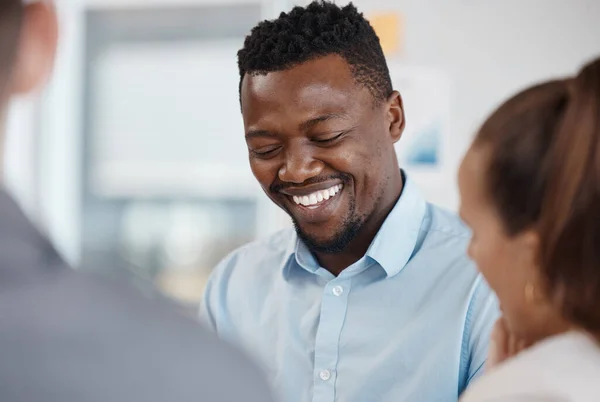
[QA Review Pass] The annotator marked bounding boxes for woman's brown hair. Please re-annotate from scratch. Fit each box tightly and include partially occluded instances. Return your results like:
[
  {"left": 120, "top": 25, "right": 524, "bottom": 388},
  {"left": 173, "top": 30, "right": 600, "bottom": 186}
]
[{"left": 474, "top": 56, "right": 600, "bottom": 335}]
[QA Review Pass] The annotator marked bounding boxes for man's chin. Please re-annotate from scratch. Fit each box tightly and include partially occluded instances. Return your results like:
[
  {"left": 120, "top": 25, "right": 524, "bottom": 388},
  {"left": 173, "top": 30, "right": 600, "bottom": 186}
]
[
  {"left": 294, "top": 222, "right": 335, "bottom": 241},
  {"left": 293, "top": 220, "right": 362, "bottom": 255},
  {"left": 297, "top": 236, "right": 348, "bottom": 255}
]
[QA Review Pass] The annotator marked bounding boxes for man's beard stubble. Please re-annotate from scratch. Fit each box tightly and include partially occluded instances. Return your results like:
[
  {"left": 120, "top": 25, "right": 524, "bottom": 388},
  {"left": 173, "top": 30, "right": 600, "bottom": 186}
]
[{"left": 291, "top": 196, "right": 365, "bottom": 254}]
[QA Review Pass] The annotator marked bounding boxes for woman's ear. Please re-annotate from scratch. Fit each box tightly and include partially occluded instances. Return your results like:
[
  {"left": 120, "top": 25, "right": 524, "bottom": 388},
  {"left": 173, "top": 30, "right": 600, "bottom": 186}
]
[
  {"left": 10, "top": 1, "right": 58, "bottom": 96},
  {"left": 517, "top": 229, "right": 546, "bottom": 294}
]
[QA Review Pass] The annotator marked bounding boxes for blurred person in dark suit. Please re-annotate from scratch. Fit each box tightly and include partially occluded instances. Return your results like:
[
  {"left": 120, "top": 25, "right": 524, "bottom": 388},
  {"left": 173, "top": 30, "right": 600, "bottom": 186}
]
[{"left": 0, "top": 2, "right": 274, "bottom": 401}]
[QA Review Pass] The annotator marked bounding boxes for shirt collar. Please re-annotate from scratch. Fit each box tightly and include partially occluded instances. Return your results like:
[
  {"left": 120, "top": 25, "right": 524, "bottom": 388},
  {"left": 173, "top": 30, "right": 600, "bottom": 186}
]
[
  {"left": 283, "top": 229, "right": 321, "bottom": 277},
  {"left": 365, "top": 174, "right": 427, "bottom": 277},
  {"left": 283, "top": 171, "right": 427, "bottom": 279}
]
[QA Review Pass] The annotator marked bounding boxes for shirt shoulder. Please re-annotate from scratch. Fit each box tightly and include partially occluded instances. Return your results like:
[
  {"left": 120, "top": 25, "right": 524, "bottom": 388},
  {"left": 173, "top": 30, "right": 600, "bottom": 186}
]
[
  {"left": 461, "top": 358, "right": 554, "bottom": 401},
  {"left": 461, "top": 333, "right": 600, "bottom": 402},
  {"left": 202, "top": 227, "right": 294, "bottom": 314},
  {"left": 211, "top": 227, "right": 295, "bottom": 282},
  {"left": 201, "top": 228, "right": 295, "bottom": 338},
  {"left": 412, "top": 202, "right": 474, "bottom": 277},
  {"left": 415, "top": 203, "right": 473, "bottom": 273},
  {"left": 422, "top": 202, "right": 471, "bottom": 239}
]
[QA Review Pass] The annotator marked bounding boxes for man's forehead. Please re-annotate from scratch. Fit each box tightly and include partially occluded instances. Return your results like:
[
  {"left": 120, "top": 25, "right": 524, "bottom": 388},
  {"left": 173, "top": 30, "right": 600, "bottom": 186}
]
[
  {"left": 244, "top": 55, "right": 353, "bottom": 91},
  {"left": 240, "top": 55, "right": 363, "bottom": 110},
  {"left": 245, "top": 74, "right": 350, "bottom": 101}
]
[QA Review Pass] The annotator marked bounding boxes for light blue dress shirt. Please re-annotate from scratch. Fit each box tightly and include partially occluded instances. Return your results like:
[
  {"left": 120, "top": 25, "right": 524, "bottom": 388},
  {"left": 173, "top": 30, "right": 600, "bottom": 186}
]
[{"left": 201, "top": 175, "right": 498, "bottom": 402}]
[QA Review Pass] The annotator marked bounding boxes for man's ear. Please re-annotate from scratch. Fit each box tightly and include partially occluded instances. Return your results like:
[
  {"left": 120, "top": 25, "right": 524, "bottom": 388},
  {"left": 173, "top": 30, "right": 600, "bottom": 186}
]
[
  {"left": 386, "top": 90, "right": 404, "bottom": 144},
  {"left": 10, "top": 1, "right": 58, "bottom": 96}
]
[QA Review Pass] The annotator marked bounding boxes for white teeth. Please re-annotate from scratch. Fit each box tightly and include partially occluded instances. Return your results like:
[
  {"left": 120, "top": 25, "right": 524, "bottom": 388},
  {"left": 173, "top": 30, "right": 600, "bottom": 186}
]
[{"left": 292, "top": 184, "right": 344, "bottom": 207}]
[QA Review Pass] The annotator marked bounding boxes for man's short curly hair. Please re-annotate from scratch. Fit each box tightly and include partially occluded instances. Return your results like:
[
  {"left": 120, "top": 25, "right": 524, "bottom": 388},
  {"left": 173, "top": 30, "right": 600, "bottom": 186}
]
[{"left": 237, "top": 1, "right": 393, "bottom": 103}]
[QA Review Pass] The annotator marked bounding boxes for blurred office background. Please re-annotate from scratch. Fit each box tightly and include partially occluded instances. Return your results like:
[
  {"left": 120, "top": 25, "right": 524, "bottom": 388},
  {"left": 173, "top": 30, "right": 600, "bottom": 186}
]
[{"left": 4, "top": 0, "right": 600, "bottom": 309}]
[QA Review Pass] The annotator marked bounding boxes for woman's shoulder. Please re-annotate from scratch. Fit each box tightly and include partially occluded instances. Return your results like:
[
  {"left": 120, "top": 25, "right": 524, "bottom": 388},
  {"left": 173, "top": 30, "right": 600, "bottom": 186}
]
[{"left": 461, "top": 332, "right": 600, "bottom": 402}]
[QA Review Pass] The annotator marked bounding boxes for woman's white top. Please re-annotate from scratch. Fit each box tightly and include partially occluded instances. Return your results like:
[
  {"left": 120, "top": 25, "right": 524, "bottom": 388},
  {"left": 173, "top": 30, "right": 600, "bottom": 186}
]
[{"left": 460, "top": 331, "right": 600, "bottom": 402}]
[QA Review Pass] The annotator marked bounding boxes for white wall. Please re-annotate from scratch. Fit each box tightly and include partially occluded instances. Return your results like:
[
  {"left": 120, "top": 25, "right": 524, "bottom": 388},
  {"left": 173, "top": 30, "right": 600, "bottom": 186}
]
[
  {"left": 4, "top": 97, "right": 38, "bottom": 221},
  {"left": 34, "top": 0, "right": 86, "bottom": 265},
  {"left": 36, "top": 0, "right": 289, "bottom": 265}
]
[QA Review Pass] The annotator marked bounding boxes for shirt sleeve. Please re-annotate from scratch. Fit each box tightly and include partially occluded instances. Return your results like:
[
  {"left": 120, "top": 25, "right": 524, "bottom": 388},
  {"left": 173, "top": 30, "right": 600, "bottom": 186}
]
[
  {"left": 198, "top": 273, "right": 218, "bottom": 332},
  {"left": 459, "top": 275, "right": 500, "bottom": 394},
  {"left": 200, "top": 281, "right": 276, "bottom": 402},
  {"left": 198, "top": 250, "right": 240, "bottom": 335}
]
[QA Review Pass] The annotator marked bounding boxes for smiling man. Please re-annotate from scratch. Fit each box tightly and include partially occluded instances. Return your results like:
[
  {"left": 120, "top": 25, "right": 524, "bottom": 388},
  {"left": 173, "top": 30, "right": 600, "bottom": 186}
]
[{"left": 200, "top": 2, "right": 498, "bottom": 401}]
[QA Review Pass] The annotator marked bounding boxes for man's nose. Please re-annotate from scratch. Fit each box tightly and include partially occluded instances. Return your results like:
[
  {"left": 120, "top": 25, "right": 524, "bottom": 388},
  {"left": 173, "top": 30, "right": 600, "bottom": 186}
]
[{"left": 278, "top": 145, "right": 324, "bottom": 184}]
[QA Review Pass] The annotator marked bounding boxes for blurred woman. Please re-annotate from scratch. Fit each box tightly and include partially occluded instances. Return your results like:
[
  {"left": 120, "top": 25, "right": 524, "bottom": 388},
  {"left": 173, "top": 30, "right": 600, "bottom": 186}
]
[{"left": 459, "top": 56, "right": 600, "bottom": 401}]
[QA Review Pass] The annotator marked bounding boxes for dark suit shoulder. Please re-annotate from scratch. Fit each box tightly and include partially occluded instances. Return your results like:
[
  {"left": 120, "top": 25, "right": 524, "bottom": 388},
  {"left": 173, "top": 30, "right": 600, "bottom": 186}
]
[
  {"left": 0, "top": 265, "right": 273, "bottom": 402},
  {"left": 0, "top": 193, "right": 272, "bottom": 401}
]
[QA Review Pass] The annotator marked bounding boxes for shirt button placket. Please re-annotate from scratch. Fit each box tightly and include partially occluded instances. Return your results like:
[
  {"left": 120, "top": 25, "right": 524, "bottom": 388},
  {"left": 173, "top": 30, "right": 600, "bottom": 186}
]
[
  {"left": 332, "top": 286, "right": 344, "bottom": 297},
  {"left": 312, "top": 280, "right": 351, "bottom": 402}
]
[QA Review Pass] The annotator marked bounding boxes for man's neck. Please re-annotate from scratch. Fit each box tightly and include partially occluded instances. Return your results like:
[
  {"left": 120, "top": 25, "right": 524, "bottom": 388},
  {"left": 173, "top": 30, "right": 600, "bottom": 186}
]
[{"left": 315, "top": 173, "right": 404, "bottom": 276}]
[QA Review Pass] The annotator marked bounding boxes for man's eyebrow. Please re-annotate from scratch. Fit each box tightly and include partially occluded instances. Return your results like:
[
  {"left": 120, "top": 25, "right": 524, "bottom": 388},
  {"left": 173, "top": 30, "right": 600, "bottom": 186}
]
[
  {"left": 299, "top": 113, "right": 350, "bottom": 131},
  {"left": 245, "top": 129, "right": 278, "bottom": 140}
]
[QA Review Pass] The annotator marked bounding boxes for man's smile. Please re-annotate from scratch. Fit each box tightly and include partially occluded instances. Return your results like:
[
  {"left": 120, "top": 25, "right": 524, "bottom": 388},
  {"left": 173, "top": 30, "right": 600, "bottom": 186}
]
[{"left": 278, "top": 182, "right": 346, "bottom": 223}]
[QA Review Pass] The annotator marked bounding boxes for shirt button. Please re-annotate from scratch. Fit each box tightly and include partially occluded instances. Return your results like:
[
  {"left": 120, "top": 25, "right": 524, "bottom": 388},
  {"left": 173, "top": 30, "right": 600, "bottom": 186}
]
[
  {"left": 332, "top": 286, "right": 344, "bottom": 297},
  {"left": 319, "top": 370, "right": 331, "bottom": 381}
]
